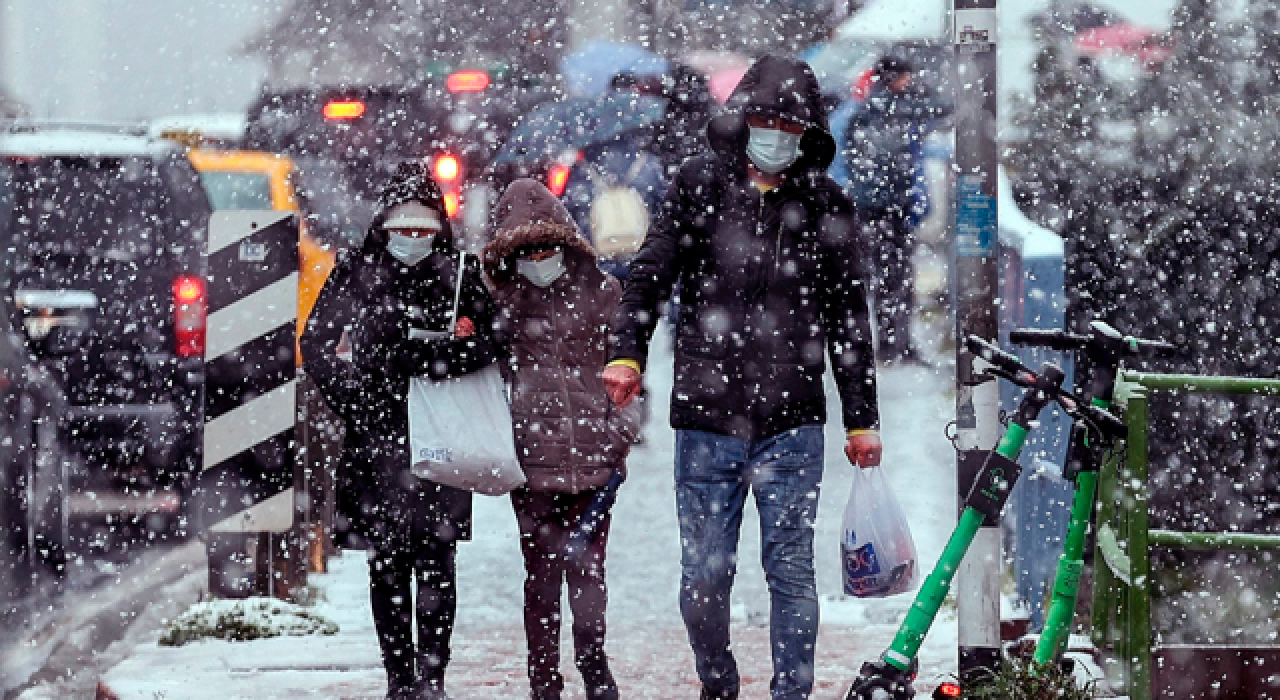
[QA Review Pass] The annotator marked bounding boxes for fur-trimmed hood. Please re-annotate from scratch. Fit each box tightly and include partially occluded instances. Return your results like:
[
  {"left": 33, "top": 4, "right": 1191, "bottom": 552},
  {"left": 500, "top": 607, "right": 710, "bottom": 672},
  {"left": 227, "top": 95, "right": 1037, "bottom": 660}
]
[{"left": 482, "top": 178, "right": 598, "bottom": 289}]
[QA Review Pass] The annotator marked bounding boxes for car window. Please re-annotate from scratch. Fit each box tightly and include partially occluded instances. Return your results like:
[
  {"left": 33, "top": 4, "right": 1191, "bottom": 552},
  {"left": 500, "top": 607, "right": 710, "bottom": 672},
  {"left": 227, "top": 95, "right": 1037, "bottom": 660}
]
[
  {"left": 7, "top": 156, "right": 176, "bottom": 259},
  {"left": 199, "top": 171, "right": 274, "bottom": 210}
]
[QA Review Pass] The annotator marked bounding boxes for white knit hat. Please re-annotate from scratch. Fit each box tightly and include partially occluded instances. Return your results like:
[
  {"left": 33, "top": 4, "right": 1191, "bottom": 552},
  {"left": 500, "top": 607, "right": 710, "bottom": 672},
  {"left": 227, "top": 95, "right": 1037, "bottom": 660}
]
[{"left": 383, "top": 201, "right": 442, "bottom": 231}]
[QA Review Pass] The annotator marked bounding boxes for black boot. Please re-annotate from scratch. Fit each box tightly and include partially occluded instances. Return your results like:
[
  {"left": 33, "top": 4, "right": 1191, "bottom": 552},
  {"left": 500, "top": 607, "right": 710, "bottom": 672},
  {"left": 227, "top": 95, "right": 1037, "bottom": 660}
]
[
  {"left": 700, "top": 686, "right": 740, "bottom": 700},
  {"left": 579, "top": 660, "right": 619, "bottom": 700},
  {"left": 385, "top": 678, "right": 418, "bottom": 700}
]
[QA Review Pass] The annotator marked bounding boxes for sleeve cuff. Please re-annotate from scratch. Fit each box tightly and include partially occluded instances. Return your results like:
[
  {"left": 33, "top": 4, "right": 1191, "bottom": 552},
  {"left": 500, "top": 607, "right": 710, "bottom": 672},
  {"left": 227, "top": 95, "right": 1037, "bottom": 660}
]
[
  {"left": 607, "top": 358, "right": 643, "bottom": 374},
  {"left": 847, "top": 428, "right": 880, "bottom": 438}
]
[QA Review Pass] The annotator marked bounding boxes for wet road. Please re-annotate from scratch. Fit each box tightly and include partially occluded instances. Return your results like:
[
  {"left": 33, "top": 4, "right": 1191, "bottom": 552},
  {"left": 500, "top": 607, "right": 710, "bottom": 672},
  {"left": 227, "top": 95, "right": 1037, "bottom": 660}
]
[{"left": 1, "top": 537, "right": 205, "bottom": 699}]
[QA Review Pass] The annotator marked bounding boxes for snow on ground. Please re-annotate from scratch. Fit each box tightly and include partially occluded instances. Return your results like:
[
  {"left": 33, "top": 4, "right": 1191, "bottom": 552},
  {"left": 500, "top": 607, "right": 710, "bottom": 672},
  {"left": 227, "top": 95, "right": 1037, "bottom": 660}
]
[{"left": 96, "top": 326, "right": 960, "bottom": 699}]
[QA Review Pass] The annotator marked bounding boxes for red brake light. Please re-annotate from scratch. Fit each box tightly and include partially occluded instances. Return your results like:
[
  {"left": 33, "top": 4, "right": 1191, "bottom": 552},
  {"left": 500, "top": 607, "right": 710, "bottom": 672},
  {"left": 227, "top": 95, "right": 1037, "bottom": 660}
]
[
  {"left": 935, "top": 682, "right": 963, "bottom": 698},
  {"left": 174, "top": 276, "right": 203, "bottom": 304},
  {"left": 446, "top": 70, "right": 490, "bottom": 93},
  {"left": 434, "top": 154, "right": 461, "bottom": 182},
  {"left": 547, "top": 164, "right": 571, "bottom": 197},
  {"left": 173, "top": 275, "right": 206, "bottom": 358},
  {"left": 443, "top": 191, "right": 460, "bottom": 218},
  {"left": 323, "top": 99, "right": 366, "bottom": 120}
]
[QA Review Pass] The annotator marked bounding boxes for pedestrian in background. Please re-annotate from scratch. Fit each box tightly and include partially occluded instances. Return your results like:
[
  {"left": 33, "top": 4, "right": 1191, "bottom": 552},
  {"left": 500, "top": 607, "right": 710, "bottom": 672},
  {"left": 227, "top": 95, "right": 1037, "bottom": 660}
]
[
  {"left": 482, "top": 179, "right": 640, "bottom": 700},
  {"left": 302, "top": 161, "right": 501, "bottom": 700},
  {"left": 603, "top": 55, "right": 883, "bottom": 700},
  {"left": 843, "top": 55, "right": 951, "bottom": 364}
]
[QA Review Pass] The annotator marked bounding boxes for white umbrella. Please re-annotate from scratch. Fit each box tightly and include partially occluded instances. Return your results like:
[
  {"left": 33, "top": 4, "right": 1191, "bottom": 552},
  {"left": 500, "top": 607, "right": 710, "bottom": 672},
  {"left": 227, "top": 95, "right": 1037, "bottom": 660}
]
[{"left": 835, "top": 0, "right": 948, "bottom": 42}]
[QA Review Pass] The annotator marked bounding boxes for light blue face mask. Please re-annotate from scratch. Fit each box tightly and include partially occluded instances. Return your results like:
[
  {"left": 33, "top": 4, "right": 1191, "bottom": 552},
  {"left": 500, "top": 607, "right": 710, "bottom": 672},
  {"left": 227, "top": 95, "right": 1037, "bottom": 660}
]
[
  {"left": 746, "top": 126, "right": 803, "bottom": 175},
  {"left": 386, "top": 232, "right": 436, "bottom": 266},
  {"left": 517, "top": 251, "right": 567, "bottom": 288}
]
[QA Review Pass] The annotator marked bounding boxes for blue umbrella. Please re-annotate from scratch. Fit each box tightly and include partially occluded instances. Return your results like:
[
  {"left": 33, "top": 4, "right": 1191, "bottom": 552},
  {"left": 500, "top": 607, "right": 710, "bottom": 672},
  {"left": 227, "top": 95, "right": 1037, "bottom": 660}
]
[
  {"left": 560, "top": 40, "right": 669, "bottom": 98},
  {"left": 494, "top": 93, "right": 668, "bottom": 166}
]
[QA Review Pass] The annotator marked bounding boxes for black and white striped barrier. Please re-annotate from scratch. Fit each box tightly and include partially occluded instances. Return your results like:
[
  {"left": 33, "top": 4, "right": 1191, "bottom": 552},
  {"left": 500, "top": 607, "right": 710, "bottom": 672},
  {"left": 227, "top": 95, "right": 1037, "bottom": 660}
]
[{"left": 195, "top": 210, "right": 302, "bottom": 598}]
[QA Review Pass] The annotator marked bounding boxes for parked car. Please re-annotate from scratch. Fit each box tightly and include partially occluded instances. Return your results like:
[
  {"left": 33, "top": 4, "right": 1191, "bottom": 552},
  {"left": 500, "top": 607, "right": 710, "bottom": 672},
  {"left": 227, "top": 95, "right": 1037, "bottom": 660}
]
[
  {"left": 0, "top": 121, "right": 213, "bottom": 539},
  {"left": 0, "top": 160, "right": 79, "bottom": 582}
]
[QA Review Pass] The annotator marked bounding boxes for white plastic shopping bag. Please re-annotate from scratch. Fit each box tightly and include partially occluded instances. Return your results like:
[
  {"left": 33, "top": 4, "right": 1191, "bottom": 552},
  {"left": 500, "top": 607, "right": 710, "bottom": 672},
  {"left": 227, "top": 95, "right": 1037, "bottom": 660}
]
[
  {"left": 841, "top": 465, "right": 919, "bottom": 598},
  {"left": 408, "top": 363, "right": 525, "bottom": 495},
  {"left": 406, "top": 251, "right": 525, "bottom": 495}
]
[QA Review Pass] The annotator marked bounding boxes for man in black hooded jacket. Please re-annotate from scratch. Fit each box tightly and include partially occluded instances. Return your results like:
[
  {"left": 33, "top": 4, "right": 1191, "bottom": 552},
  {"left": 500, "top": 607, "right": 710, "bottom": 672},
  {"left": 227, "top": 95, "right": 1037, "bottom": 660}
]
[{"left": 603, "top": 56, "right": 883, "bottom": 700}]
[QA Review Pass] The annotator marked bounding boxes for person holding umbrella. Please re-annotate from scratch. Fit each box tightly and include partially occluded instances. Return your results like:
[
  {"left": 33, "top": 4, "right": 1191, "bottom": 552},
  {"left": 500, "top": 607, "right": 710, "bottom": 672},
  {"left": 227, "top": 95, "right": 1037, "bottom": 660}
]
[{"left": 481, "top": 178, "right": 641, "bottom": 700}]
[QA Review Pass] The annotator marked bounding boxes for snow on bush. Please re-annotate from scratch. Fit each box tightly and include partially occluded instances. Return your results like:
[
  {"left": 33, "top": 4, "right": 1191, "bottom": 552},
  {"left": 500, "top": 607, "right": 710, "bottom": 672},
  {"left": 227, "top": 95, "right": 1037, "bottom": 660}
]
[{"left": 158, "top": 597, "right": 338, "bottom": 647}]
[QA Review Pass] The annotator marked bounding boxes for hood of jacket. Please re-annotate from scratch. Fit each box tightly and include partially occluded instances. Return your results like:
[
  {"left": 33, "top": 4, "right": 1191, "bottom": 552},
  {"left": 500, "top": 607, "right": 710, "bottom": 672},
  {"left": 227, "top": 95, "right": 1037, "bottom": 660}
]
[
  {"left": 482, "top": 178, "right": 598, "bottom": 289},
  {"left": 361, "top": 160, "right": 455, "bottom": 256},
  {"left": 706, "top": 55, "right": 836, "bottom": 176}
]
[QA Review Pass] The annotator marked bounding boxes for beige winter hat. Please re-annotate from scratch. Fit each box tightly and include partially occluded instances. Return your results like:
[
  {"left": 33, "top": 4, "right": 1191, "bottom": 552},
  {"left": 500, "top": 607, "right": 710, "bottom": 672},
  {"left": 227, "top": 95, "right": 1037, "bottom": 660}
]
[{"left": 383, "top": 201, "right": 443, "bottom": 230}]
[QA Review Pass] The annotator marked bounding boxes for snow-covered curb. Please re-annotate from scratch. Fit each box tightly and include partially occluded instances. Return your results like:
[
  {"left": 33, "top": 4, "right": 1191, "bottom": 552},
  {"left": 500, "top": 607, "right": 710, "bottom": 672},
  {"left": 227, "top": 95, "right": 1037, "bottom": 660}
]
[{"left": 158, "top": 597, "right": 338, "bottom": 647}]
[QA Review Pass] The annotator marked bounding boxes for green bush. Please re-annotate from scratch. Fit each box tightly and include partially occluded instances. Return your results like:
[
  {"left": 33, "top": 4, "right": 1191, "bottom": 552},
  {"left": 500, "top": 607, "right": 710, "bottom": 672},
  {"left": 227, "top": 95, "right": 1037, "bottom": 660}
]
[
  {"left": 967, "top": 660, "right": 1098, "bottom": 700},
  {"left": 159, "top": 597, "right": 339, "bottom": 647}
]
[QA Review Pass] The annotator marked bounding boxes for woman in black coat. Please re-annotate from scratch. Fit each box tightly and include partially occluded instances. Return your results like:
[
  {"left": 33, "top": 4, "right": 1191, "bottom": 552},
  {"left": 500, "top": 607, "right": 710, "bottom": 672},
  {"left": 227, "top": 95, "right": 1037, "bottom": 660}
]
[{"left": 302, "top": 161, "right": 500, "bottom": 700}]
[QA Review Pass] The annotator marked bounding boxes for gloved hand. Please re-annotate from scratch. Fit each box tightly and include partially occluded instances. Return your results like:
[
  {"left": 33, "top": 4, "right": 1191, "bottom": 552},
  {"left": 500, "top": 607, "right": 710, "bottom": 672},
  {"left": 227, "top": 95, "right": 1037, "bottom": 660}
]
[
  {"left": 845, "top": 430, "right": 883, "bottom": 468},
  {"left": 454, "top": 317, "right": 475, "bottom": 338},
  {"left": 602, "top": 364, "right": 643, "bottom": 408}
]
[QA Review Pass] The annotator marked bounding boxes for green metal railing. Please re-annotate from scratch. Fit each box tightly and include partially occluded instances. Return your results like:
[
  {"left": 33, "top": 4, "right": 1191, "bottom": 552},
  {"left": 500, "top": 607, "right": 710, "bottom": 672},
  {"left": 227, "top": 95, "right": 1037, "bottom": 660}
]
[{"left": 1090, "top": 371, "right": 1280, "bottom": 700}]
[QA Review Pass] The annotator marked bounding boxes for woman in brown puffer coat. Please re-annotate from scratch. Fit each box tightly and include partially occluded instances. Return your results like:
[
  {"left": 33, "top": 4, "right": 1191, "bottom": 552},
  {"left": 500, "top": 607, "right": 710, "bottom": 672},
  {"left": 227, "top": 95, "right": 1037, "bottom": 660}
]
[{"left": 483, "top": 178, "right": 638, "bottom": 700}]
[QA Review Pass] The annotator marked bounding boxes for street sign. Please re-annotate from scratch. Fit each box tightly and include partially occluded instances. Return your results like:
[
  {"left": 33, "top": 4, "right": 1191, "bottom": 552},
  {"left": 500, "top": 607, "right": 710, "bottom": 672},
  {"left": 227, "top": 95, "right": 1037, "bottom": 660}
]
[{"left": 195, "top": 210, "right": 303, "bottom": 599}]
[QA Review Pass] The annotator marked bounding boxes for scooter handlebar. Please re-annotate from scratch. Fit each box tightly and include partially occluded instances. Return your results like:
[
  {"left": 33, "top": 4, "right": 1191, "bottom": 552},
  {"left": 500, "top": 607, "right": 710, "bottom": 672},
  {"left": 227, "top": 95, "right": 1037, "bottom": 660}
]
[
  {"left": 1009, "top": 328, "right": 1089, "bottom": 351},
  {"left": 1126, "top": 336, "right": 1178, "bottom": 357},
  {"left": 1010, "top": 325, "right": 1179, "bottom": 359},
  {"left": 1081, "top": 402, "right": 1128, "bottom": 439},
  {"left": 966, "top": 335, "right": 1028, "bottom": 376}
]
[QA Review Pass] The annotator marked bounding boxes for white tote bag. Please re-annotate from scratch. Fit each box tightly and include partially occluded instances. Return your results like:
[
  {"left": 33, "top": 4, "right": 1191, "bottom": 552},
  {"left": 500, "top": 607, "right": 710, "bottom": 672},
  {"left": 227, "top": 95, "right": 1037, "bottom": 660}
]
[{"left": 407, "top": 252, "right": 525, "bottom": 495}]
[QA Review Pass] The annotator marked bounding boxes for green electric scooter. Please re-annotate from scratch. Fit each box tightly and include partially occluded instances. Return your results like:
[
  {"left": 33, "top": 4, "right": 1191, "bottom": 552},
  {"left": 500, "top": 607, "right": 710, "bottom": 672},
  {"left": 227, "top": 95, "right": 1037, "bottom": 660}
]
[
  {"left": 1007, "top": 322, "right": 1174, "bottom": 668},
  {"left": 845, "top": 334, "right": 1130, "bottom": 699}
]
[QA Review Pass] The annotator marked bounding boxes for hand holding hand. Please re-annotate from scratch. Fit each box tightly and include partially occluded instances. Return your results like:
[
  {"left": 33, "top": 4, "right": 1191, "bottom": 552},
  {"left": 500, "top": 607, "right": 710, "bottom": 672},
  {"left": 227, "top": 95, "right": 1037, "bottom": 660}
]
[
  {"left": 602, "top": 364, "right": 643, "bottom": 408},
  {"left": 454, "top": 317, "right": 476, "bottom": 339},
  {"left": 845, "top": 430, "right": 883, "bottom": 469}
]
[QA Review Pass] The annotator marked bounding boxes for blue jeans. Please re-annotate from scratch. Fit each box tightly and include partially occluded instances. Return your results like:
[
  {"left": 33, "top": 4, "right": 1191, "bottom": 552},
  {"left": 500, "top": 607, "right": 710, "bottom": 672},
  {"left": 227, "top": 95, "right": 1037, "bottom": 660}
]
[{"left": 675, "top": 426, "right": 825, "bottom": 700}]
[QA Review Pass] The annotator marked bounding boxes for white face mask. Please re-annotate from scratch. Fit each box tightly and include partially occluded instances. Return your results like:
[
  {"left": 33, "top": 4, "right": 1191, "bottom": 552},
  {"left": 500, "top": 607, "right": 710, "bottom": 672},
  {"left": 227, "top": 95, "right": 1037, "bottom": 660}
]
[
  {"left": 386, "top": 232, "right": 436, "bottom": 266},
  {"left": 746, "top": 125, "right": 802, "bottom": 175},
  {"left": 517, "top": 251, "right": 567, "bottom": 288}
]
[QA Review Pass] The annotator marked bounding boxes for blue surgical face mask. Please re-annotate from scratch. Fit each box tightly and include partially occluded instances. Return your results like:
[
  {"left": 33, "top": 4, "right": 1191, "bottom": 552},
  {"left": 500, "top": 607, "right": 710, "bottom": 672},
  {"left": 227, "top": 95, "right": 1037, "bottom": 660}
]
[
  {"left": 746, "top": 126, "right": 802, "bottom": 175},
  {"left": 386, "top": 232, "right": 436, "bottom": 266},
  {"left": 517, "top": 251, "right": 567, "bottom": 288}
]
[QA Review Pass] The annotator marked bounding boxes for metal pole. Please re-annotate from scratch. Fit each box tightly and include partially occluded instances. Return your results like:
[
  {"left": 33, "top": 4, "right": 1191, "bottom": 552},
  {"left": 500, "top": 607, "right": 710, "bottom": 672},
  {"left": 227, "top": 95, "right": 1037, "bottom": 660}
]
[{"left": 952, "top": 0, "right": 1001, "bottom": 684}]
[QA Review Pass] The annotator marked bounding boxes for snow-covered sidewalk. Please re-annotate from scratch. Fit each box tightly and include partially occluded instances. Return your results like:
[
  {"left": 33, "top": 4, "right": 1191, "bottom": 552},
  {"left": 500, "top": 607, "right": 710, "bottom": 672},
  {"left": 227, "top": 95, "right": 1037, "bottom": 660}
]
[{"left": 97, "top": 332, "right": 960, "bottom": 699}]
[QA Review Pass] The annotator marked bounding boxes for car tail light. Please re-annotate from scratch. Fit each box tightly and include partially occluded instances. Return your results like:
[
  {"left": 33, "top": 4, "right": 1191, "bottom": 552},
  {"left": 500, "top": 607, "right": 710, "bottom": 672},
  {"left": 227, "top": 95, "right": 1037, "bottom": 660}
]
[
  {"left": 933, "top": 681, "right": 963, "bottom": 699},
  {"left": 446, "top": 70, "right": 490, "bottom": 93},
  {"left": 173, "top": 275, "right": 206, "bottom": 358},
  {"left": 433, "top": 153, "right": 461, "bottom": 183},
  {"left": 443, "top": 191, "right": 460, "bottom": 218},
  {"left": 322, "top": 99, "right": 366, "bottom": 120},
  {"left": 547, "top": 164, "right": 571, "bottom": 197}
]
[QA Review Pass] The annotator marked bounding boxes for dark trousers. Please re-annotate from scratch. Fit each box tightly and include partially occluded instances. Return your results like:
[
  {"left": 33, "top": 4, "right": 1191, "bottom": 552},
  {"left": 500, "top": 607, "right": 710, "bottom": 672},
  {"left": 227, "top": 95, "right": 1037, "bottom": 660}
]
[
  {"left": 369, "top": 536, "right": 457, "bottom": 693},
  {"left": 869, "top": 212, "right": 916, "bottom": 359},
  {"left": 511, "top": 487, "right": 617, "bottom": 700}
]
